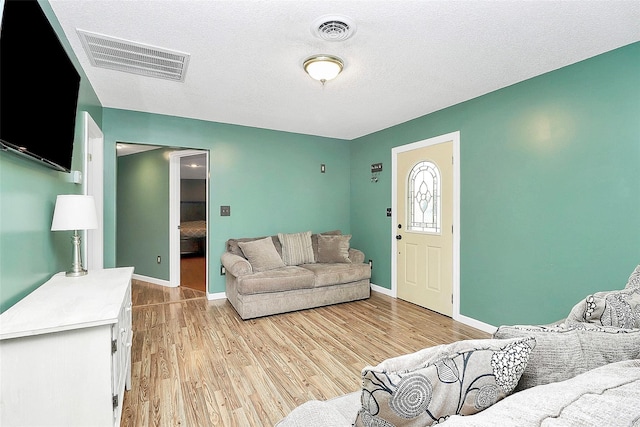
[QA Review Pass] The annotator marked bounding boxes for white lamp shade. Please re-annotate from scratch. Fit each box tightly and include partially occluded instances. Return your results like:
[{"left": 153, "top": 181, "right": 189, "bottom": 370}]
[
  {"left": 51, "top": 195, "right": 98, "bottom": 231},
  {"left": 304, "top": 55, "right": 343, "bottom": 82}
]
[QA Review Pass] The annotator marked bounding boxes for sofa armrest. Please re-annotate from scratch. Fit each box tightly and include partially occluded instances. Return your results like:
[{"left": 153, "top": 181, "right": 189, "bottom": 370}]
[
  {"left": 221, "top": 252, "right": 252, "bottom": 277},
  {"left": 349, "top": 248, "right": 365, "bottom": 264}
]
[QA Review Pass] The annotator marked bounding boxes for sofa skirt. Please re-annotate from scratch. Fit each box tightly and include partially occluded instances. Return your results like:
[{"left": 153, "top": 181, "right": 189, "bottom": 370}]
[{"left": 226, "top": 278, "right": 370, "bottom": 320}]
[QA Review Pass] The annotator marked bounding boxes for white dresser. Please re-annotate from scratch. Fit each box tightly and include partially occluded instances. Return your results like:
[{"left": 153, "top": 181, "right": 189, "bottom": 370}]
[{"left": 0, "top": 267, "right": 134, "bottom": 427}]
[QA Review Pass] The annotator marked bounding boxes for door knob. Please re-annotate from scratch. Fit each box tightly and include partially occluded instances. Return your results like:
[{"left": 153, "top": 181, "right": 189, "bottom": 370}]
[{"left": 396, "top": 235, "right": 402, "bottom": 240}]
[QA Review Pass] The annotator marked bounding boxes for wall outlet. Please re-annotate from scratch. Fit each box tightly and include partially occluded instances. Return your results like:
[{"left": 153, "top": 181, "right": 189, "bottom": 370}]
[
  {"left": 368, "top": 259, "right": 373, "bottom": 269},
  {"left": 220, "top": 265, "right": 226, "bottom": 275},
  {"left": 157, "top": 256, "right": 161, "bottom": 264},
  {"left": 220, "top": 205, "right": 231, "bottom": 216}
]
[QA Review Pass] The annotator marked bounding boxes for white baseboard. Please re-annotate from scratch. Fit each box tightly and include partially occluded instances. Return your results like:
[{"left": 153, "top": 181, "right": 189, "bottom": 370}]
[
  {"left": 454, "top": 314, "right": 497, "bottom": 334},
  {"left": 132, "top": 273, "right": 173, "bottom": 288},
  {"left": 205, "top": 281, "right": 495, "bottom": 333},
  {"left": 370, "top": 282, "right": 496, "bottom": 334},
  {"left": 370, "top": 283, "right": 394, "bottom": 297},
  {"left": 207, "top": 292, "right": 226, "bottom": 301}
]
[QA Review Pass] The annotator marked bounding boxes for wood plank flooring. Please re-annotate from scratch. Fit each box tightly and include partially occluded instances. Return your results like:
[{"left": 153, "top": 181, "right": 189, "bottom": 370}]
[
  {"left": 180, "top": 256, "right": 206, "bottom": 292},
  {"left": 123, "top": 280, "right": 490, "bottom": 427}
]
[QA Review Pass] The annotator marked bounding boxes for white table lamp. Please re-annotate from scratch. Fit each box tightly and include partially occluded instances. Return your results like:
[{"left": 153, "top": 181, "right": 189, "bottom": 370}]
[{"left": 51, "top": 195, "right": 98, "bottom": 277}]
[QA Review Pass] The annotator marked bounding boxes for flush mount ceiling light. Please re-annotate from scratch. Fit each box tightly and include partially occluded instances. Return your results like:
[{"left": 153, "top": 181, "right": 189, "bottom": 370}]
[{"left": 303, "top": 55, "right": 344, "bottom": 85}]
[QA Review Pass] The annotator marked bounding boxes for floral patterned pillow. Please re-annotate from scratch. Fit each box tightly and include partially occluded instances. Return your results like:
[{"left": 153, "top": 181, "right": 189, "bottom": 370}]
[
  {"left": 354, "top": 337, "right": 535, "bottom": 427},
  {"left": 566, "top": 287, "right": 640, "bottom": 328},
  {"left": 626, "top": 264, "right": 640, "bottom": 289}
]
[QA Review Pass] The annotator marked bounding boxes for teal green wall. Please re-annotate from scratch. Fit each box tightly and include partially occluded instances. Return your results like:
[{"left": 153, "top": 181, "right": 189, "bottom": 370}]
[
  {"left": 2, "top": 3, "right": 637, "bottom": 329},
  {"left": 102, "top": 109, "right": 352, "bottom": 293},
  {"left": 0, "top": 0, "right": 103, "bottom": 312},
  {"left": 116, "top": 148, "right": 171, "bottom": 279},
  {"left": 351, "top": 42, "right": 640, "bottom": 326}
]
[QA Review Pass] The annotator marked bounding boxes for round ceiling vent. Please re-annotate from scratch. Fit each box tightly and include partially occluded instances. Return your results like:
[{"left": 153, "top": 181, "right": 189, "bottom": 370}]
[{"left": 311, "top": 15, "right": 356, "bottom": 42}]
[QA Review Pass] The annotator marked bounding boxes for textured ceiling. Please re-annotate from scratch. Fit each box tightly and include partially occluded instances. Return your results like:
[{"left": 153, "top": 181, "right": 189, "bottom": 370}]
[{"left": 49, "top": 0, "right": 640, "bottom": 140}]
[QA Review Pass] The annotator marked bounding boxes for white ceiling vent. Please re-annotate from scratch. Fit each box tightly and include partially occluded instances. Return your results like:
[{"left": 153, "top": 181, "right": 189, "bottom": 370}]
[
  {"left": 311, "top": 15, "right": 356, "bottom": 42},
  {"left": 77, "top": 29, "right": 190, "bottom": 82}
]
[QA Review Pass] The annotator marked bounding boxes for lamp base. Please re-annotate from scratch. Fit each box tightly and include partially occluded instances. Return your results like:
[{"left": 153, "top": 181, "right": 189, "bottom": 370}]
[
  {"left": 65, "top": 269, "right": 88, "bottom": 277},
  {"left": 67, "top": 230, "right": 88, "bottom": 277}
]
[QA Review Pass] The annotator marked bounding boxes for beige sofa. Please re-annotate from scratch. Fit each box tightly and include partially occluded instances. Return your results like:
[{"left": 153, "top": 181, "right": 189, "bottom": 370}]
[{"left": 221, "top": 231, "right": 371, "bottom": 319}]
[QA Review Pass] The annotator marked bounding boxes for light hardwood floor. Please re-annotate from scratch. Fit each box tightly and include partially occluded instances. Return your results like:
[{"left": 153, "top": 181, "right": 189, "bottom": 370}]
[
  {"left": 180, "top": 256, "right": 206, "bottom": 292},
  {"left": 123, "top": 280, "right": 490, "bottom": 427}
]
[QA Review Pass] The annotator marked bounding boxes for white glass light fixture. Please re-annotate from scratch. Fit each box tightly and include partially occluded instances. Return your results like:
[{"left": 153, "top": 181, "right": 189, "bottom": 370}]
[
  {"left": 303, "top": 55, "right": 344, "bottom": 85},
  {"left": 51, "top": 195, "right": 98, "bottom": 277}
]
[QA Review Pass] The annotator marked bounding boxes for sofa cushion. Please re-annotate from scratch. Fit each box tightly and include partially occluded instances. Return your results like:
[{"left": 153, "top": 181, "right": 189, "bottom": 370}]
[
  {"left": 438, "top": 359, "right": 640, "bottom": 427},
  {"left": 276, "top": 393, "right": 359, "bottom": 427},
  {"left": 302, "top": 263, "right": 371, "bottom": 288},
  {"left": 278, "top": 231, "right": 315, "bottom": 266},
  {"left": 236, "top": 266, "right": 315, "bottom": 295},
  {"left": 626, "top": 264, "right": 640, "bottom": 289},
  {"left": 275, "top": 400, "right": 351, "bottom": 427},
  {"left": 566, "top": 287, "right": 640, "bottom": 328},
  {"left": 317, "top": 234, "right": 352, "bottom": 263},
  {"left": 355, "top": 337, "right": 535, "bottom": 427},
  {"left": 237, "top": 237, "right": 285, "bottom": 273},
  {"left": 494, "top": 323, "right": 640, "bottom": 391}
]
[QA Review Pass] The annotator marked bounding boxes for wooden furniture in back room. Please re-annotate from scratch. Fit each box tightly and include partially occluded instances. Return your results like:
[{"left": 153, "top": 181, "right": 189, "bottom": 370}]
[{"left": 0, "top": 267, "right": 134, "bottom": 427}]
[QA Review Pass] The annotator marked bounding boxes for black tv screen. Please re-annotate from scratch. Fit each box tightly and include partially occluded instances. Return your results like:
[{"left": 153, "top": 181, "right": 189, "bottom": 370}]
[{"left": 1, "top": 0, "right": 81, "bottom": 172}]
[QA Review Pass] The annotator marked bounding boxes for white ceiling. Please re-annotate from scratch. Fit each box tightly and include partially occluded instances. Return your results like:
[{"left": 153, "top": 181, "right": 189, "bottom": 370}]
[{"left": 50, "top": 0, "right": 640, "bottom": 140}]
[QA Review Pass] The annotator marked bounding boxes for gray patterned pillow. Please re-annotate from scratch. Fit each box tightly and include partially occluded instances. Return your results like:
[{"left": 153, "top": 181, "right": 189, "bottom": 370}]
[
  {"left": 278, "top": 231, "right": 315, "bottom": 266},
  {"left": 494, "top": 324, "right": 640, "bottom": 391},
  {"left": 566, "top": 287, "right": 640, "bottom": 328},
  {"left": 238, "top": 237, "right": 285, "bottom": 272},
  {"left": 355, "top": 337, "right": 535, "bottom": 427},
  {"left": 626, "top": 264, "right": 640, "bottom": 289}
]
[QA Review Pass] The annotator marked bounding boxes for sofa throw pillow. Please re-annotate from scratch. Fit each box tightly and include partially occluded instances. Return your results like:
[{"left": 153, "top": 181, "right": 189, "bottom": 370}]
[
  {"left": 354, "top": 337, "right": 535, "bottom": 427},
  {"left": 228, "top": 236, "right": 283, "bottom": 258},
  {"left": 626, "top": 264, "right": 640, "bottom": 289},
  {"left": 493, "top": 324, "right": 640, "bottom": 391},
  {"left": 565, "top": 287, "right": 640, "bottom": 329},
  {"left": 278, "top": 231, "right": 315, "bottom": 266},
  {"left": 317, "top": 234, "right": 352, "bottom": 264},
  {"left": 311, "top": 230, "right": 342, "bottom": 261},
  {"left": 238, "top": 237, "right": 285, "bottom": 272}
]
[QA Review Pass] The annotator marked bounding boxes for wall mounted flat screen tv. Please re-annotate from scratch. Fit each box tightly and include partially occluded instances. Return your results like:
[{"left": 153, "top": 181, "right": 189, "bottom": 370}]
[{"left": 1, "top": 0, "right": 81, "bottom": 172}]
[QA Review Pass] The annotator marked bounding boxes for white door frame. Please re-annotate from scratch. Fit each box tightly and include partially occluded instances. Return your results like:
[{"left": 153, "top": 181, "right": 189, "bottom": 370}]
[
  {"left": 82, "top": 112, "right": 104, "bottom": 270},
  {"left": 169, "top": 150, "right": 210, "bottom": 295},
  {"left": 391, "top": 131, "right": 461, "bottom": 319}
]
